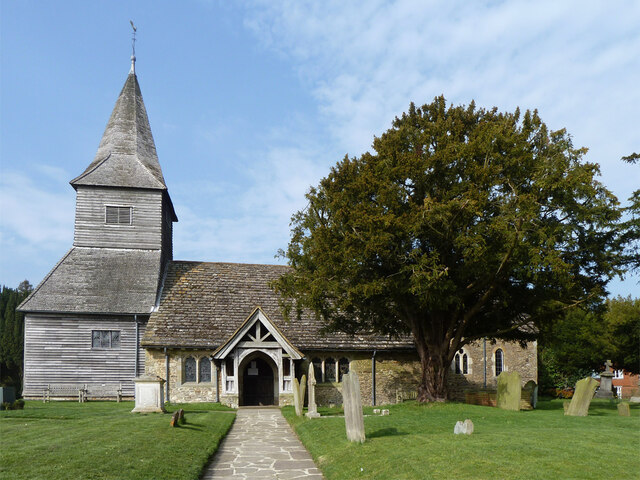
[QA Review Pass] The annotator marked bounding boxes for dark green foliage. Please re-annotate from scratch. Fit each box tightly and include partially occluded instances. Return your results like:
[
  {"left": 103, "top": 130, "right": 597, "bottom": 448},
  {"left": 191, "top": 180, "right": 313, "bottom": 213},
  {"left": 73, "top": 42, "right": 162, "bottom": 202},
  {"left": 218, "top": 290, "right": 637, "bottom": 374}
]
[
  {"left": 539, "top": 296, "right": 640, "bottom": 391},
  {"left": 0, "top": 280, "right": 33, "bottom": 396},
  {"left": 275, "top": 97, "right": 625, "bottom": 402},
  {"left": 620, "top": 153, "right": 640, "bottom": 273}
]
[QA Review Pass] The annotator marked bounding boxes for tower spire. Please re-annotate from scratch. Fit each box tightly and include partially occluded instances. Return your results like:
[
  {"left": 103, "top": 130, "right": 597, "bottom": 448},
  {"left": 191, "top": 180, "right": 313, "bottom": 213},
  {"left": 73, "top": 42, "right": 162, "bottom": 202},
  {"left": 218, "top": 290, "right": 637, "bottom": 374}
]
[{"left": 129, "top": 20, "right": 137, "bottom": 74}]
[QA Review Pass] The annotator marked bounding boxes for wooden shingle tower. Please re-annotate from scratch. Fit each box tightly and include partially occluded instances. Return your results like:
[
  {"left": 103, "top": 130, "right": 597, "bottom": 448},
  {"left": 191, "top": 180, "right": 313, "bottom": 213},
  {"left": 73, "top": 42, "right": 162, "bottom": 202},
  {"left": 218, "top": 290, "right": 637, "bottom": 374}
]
[{"left": 19, "top": 62, "right": 177, "bottom": 397}]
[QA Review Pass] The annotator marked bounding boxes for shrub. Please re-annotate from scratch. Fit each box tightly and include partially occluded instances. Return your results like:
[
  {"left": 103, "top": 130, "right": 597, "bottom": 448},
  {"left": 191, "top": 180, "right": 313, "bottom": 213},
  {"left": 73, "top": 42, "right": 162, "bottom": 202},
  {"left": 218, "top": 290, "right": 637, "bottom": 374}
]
[
  {"left": 0, "top": 402, "right": 10, "bottom": 411},
  {"left": 13, "top": 399, "right": 25, "bottom": 409}
]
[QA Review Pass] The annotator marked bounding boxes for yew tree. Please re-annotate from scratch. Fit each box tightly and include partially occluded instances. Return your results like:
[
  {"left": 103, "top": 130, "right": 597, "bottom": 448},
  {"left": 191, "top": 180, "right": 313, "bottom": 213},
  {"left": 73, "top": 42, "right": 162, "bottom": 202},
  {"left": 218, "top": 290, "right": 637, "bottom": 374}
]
[{"left": 274, "top": 97, "right": 624, "bottom": 402}]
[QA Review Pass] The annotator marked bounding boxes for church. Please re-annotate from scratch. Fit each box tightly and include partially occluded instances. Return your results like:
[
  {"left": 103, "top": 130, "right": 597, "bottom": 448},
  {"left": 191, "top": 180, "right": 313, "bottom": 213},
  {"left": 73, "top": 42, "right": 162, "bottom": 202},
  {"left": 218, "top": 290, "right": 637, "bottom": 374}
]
[{"left": 18, "top": 62, "right": 537, "bottom": 407}]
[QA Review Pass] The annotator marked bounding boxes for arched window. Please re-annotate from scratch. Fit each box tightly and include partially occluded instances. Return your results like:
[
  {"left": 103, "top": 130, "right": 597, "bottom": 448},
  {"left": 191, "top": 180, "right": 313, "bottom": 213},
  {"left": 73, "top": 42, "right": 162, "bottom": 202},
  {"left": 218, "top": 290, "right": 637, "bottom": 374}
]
[
  {"left": 312, "top": 358, "right": 322, "bottom": 382},
  {"left": 325, "top": 358, "right": 336, "bottom": 382},
  {"left": 462, "top": 353, "right": 468, "bottom": 375},
  {"left": 199, "top": 357, "right": 211, "bottom": 383},
  {"left": 495, "top": 349, "right": 504, "bottom": 376},
  {"left": 454, "top": 353, "right": 461, "bottom": 374},
  {"left": 338, "top": 358, "right": 350, "bottom": 382},
  {"left": 185, "top": 357, "right": 197, "bottom": 383}
]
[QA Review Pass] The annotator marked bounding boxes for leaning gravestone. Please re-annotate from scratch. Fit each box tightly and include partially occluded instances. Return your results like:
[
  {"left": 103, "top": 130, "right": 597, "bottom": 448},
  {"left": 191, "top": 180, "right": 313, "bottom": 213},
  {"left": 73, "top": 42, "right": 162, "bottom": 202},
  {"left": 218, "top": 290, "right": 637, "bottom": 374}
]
[
  {"left": 565, "top": 377, "right": 599, "bottom": 416},
  {"left": 342, "top": 371, "right": 366, "bottom": 443},
  {"left": 496, "top": 371, "right": 521, "bottom": 411},
  {"left": 523, "top": 380, "right": 538, "bottom": 409},
  {"left": 292, "top": 374, "right": 307, "bottom": 417},
  {"left": 617, "top": 402, "right": 631, "bottom": 417},
  {"left": 306, "top": 362, "right": 320, "bottom": 418}
]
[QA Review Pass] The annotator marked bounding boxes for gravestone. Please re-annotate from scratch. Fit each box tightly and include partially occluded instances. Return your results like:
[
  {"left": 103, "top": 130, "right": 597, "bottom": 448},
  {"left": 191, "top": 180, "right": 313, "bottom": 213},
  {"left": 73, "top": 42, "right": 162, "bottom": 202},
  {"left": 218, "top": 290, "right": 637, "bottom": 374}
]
[
  {"left": 617, "top": 402, "right": 631, "bottom": 417},
  {"left": 342, "top": 371, "right": 366, "bottom": 443},
  {"left": 630, "top": 387, "right": 640, "bottom": 404},
  {"left": 594, "top": 360, "right": 614, "bottom": 399},
  {"left": 565, "top": 377, "right": 599, "bottom": 416},
  {"left": 496, "top": 371, "right": 521, "bottom": 411},
  {"left": 454, "top": 419, "right": 474, "bottom": 435},
  {"left": 292, "top": 375, "right": 307, "bottom": 417},
  {"left": 170, "top": 408, "right": 185, "bottom": 427},
  {"left": 381, "top": 409, "right": 390, "bottom": 416},
  {"left": 523, "top": 380, "right": 538, "bottom": 409},
  {"left": 306, "top": 362, "right": 320, "bottom": 418},
  {"left": 131, "top": 375, "right": 166, "bottom": 413}
]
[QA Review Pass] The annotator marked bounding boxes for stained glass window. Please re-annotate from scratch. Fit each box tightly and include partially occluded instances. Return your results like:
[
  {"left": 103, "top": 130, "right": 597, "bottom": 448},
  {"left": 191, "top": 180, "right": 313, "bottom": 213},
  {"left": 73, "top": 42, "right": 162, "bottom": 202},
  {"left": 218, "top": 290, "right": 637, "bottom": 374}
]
[
  {"left": 495, "top": 349, "right": 504, "bottom": 376},
  {"left": 462, "top": 354, "right": 468, "bottom": 374},
  {"left": 325, "top": 358, "right": 336, "bottom": 382},
  {"left": 454, "top": 353, "right": 461, "bottom": 374},
  {"left": 185, "top": 357, "right": 196, "bottom": 382},
  {"left": 199, "top": 357, "right": 211, "bottom": 383},
  {"left": 91, "top": 330, "right": 120, "bottom": 349}
]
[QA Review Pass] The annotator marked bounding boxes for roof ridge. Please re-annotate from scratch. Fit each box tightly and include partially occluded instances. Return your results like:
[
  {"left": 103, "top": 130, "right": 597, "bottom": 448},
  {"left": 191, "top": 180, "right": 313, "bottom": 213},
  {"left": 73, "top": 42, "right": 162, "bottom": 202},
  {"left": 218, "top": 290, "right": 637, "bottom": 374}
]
[{"left": 171, "top": 260, "right": 290, "bottom": 268}]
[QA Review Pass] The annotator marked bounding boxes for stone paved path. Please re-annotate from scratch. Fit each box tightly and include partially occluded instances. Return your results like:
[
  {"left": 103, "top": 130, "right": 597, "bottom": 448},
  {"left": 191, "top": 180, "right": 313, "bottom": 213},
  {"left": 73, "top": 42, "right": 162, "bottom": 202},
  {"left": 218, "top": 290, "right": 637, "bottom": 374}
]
[{"left": 201, "top": 407, "right": 324, "bottom": 479}]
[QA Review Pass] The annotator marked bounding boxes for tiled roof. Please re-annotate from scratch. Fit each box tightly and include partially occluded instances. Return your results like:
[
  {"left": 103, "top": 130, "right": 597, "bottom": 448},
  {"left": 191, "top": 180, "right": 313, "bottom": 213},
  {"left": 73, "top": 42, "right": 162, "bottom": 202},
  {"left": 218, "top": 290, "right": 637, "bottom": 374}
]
[
  {"left": 142, "top": 261, "right": 415, "bottom": 351},
  {"left": 70, "top": 73, "right": 167, "bottom": 190},
  {"left": 18, "top": 247, "right": 162, "bottom": 314}
]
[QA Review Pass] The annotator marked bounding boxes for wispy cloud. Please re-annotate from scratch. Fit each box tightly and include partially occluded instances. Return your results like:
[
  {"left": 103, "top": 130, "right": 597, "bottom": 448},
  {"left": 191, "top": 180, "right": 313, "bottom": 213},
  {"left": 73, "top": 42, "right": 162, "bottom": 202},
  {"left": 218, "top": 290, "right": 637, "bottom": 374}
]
[{"left": 244, "top": 0, "right": 640, "bottom": 198}]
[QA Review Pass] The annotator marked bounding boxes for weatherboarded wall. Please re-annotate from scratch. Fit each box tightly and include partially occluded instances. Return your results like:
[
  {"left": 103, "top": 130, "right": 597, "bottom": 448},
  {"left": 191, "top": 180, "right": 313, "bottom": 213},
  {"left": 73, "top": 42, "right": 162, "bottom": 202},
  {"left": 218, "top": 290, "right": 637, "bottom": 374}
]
[
  {"left": 73, "top": 186, "right": 164, "bottom": 250},
  {"left": 23, "top": 314, "right": 146, "bottom": 398}
]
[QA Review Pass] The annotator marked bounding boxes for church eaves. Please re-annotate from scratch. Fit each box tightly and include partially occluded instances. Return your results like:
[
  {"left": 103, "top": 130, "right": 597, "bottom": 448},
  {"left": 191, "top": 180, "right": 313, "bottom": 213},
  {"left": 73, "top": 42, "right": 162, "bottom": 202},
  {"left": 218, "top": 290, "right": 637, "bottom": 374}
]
[{"left": 70, "top": 72, "right": 167, "bottom": 190}]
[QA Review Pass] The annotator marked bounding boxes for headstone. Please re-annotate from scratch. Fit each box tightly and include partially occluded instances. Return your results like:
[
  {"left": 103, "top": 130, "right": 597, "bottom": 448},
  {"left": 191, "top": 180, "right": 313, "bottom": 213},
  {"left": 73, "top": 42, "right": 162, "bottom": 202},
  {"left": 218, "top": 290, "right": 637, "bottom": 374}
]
[
  {"left": 342, "top": 371, "right": 366, "bottom": 443},
  {"left": 454, "top": 419, "right": 474, "bottom": 435},
  {"left": 373, "top": 408, "right": 380, "bottom": 414},
  {"left": 306, "top": 362, "right": 320, "bottom": 418},
  {"left": 293, "top": 377, "right": 302, "bottom": 416},
  {"left": 381, "top": 409, "right": 390, "bottom": 416},
  {"left": 496, "top": 371, "right": 521, "bottom": 411},
  {"left": 523, "top": 380, "right": 538, "bottom": 409},
  {"left": 463, "top": 419, "right": 474, "bottom": 434},
  {"left": 565, "top": 377, "right": 599, "bottom": 416},
  {"left": 170, "top": 410, "right": 181, "bottom": 427},
  {"left": 131, "top": 375, "right": 166, "bottom": 413},
  {"left": 617, "top": 402, "right": 631, "bottom": 417},
  {"left": 594, "top": 360, "right": 614, "bottom": 399}
]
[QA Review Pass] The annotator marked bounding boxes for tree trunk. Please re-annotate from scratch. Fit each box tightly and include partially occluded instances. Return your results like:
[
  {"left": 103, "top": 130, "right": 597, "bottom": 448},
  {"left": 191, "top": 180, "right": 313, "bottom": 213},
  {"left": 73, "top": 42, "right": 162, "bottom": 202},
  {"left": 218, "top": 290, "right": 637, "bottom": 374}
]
[
  {"left": 411, "top": 320, "right": 451, "bottom": 402},
  {"left": 416, "top": 345, "right": 449, "bottom": 402}
]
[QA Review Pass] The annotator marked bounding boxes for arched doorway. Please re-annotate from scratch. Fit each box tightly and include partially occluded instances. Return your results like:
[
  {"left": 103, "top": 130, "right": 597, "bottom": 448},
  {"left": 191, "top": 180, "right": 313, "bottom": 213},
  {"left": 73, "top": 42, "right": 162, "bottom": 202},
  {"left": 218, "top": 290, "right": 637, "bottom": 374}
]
[{"left": 239, "top": 352, "right": 278, "bottom": 406}]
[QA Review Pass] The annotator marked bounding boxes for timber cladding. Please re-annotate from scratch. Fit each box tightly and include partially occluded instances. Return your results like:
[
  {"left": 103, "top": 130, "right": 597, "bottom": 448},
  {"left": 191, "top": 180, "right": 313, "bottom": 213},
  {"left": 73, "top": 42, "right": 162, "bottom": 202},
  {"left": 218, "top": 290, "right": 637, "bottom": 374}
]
[
  {"left": 23, "top": 314, "right": 147, "bottom": 398},
  {"left": 74, "top": 186, "right": 164, "bottom": 250}
]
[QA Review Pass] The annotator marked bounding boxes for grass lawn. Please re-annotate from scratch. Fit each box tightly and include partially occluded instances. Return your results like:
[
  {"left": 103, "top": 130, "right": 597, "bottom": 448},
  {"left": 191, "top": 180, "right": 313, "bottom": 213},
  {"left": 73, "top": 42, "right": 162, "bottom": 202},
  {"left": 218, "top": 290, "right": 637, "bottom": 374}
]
[
  {"left": 283, "top": 399, "right": 640, "bottom": 480},
  {"left": 0, "top": 401, "right": 235, "bottom": 480}
]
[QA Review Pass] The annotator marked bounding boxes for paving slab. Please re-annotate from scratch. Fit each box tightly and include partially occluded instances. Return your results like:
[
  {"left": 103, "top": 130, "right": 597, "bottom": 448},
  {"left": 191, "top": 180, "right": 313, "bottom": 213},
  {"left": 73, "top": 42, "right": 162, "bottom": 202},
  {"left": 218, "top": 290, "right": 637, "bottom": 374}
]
[{"left": 201, "top": 408, "right": 324, "bottom": 479}]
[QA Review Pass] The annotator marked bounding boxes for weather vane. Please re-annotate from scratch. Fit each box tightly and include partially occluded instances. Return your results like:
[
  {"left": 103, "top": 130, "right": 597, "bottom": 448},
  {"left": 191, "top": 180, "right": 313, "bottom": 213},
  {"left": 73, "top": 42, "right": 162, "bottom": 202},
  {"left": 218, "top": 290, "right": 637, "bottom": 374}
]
[{"left": 129, "top": 20, "right": 137, "bottom": 74}]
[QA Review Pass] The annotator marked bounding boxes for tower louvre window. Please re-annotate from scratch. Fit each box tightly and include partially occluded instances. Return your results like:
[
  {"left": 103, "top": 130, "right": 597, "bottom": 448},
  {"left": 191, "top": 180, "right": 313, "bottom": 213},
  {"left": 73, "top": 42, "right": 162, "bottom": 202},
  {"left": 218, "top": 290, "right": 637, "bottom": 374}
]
[{"left": 105, "top": 206, "right": 132, "bottom": 225}]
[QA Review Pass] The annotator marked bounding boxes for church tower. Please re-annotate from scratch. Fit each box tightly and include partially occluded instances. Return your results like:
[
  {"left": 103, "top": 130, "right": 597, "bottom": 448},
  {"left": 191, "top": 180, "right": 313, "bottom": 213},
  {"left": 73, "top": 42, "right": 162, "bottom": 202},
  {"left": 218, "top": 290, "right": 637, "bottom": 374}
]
[{"left": 19, "top": 62, "right": 176, "bottom": 398}]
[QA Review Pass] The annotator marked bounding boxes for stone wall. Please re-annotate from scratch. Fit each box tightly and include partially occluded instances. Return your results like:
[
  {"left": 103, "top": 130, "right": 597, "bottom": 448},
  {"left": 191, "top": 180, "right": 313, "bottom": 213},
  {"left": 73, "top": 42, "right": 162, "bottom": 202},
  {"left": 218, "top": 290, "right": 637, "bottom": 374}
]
[
  {"left": 303, "top": 340, "right": 537, "bottom": 405},
  {"left": 144, "top": 339, "right": 537, "bottom": 406},
  {"left": 145, "top": 349, "right": 220, "bottom": 403},
  {"left": 145, "top": 349, "right": 297, "bottom": 407}
]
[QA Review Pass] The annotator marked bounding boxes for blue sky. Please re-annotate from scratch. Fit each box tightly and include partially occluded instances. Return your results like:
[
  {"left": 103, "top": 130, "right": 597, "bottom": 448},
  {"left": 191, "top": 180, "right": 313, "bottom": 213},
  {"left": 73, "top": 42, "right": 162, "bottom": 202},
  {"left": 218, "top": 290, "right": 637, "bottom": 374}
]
[{"left": 1, "top": 0, "right": 638, "bottom": 297}]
